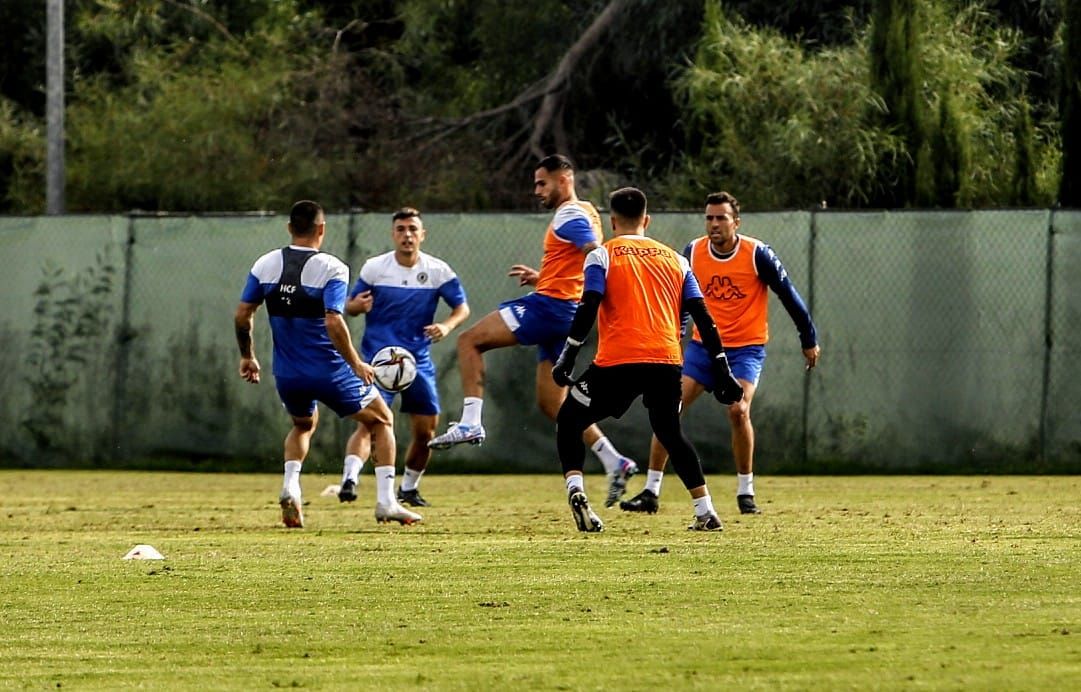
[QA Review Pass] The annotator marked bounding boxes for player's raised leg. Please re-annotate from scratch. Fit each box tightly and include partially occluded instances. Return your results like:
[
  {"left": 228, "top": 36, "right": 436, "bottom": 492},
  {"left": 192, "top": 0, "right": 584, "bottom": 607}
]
[{"left": 429, "top": 310, "right": 517, "bottom": 449}]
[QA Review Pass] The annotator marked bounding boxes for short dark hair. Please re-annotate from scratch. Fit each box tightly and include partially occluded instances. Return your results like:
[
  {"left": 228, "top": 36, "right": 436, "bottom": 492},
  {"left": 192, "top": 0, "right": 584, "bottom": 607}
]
[
  {"left": 609, "top": 187, "right": 647, "bottom": 220},
  {"left": 536, "top": 154, "right": 575, "bottom": 173},
  {"left": 392, "top": 207, "right": 421, "bottom": 222},
  {"left": 289, "top": 200, "right": 324, "bottom": 236},
  {"left": 705, "top": 191, "right": 740, "bottom": 218}
]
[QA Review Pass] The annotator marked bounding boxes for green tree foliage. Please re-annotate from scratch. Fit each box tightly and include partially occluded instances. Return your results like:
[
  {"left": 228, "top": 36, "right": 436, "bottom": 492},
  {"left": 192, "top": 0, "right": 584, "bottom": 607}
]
[
  {"left": 1062, "top": 0, "right": 1081, "bottom": 206},
  {"left": 869, "top": 0, "right": 925, "bottom": 206},
  {"left": 930, "top": 93, "right": 968, "bottom": 207},
  {"left": 0, "top": 0, "right": 1070, "bottom": 212},
  {"left": 1013, "top": 98, "right": 1037, "bottom": 206},
  {"left": 0, "top": 0, "right": 46, "bottom": 116},
  {"left": 726, "top": 0, "right": 873, "bottom": 46},
  {"left": 675, "top": 0, "right": 1056, "bottom": 209},
  {"left": 919, "top": 2, "right": 1057, "bottom": 206},
  {"left": 59, "top": 2, "right": 367, "bottom": 212},
  {"left": 0, "top": 99, "right": 44, "bottom": 212},
  {"left": 673, "top": 1, "right": 905, "bottom": 208}
]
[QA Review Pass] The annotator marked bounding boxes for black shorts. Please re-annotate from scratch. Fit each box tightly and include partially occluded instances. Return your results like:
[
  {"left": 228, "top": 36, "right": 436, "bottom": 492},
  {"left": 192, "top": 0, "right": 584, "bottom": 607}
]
[{"left": 567, "top": 363, "right": 683, "bottom": 420}]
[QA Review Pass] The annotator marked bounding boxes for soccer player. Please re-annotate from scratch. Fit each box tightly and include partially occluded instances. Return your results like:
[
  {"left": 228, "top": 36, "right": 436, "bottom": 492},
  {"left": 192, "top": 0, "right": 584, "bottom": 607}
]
[
  {"left": 620, "top": 191, "right": 820, "bottom": 516},
  {"left": 337, "top": 207, "right": 470, "bottom": 507},
  {"left": 234, "top": 200, "right": 421, "bottom": 528},
  {"left": 428, "top": 154, "right": 638, "bottom": 506},
  {"left": 551, "top": 187, "right": 745, "bottom": 532}
]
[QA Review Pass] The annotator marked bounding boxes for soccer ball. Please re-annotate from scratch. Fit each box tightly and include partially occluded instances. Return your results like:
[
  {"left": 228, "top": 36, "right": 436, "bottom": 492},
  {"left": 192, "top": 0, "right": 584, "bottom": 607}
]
[{"left": 371, "top": 346, "right": 417, "bottom": 393}]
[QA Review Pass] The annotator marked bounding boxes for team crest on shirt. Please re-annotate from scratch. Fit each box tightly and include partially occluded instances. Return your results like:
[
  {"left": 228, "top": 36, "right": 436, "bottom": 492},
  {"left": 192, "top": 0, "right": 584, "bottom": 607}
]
[
  {"left": 705, "top": 275, "right": 746, "bottom": 300},
  {"left": 417, "top": 272, "right": 428, "bottom": 284}
]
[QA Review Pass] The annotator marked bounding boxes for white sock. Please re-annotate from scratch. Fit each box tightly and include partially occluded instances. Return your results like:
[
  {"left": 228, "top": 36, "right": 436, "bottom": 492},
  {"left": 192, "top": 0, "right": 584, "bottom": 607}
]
[
  {"left": 374, "top": 465, "right": 396, "bottom": 506},
  {"left": 283, "top": 460, "right": 302, "bottom": 498},
  {"left": 460, "top": 397, "right": 483, "bottom": 427},
  {"left": 565, "top": 473, "right": 585, "bottom": 495},
  {"left": 590, "top": 436, "right": 622, "bottom": 475},
  {"left": 645, "top": 469, "right": 664, "bottom": 496},
  {"left": 737, "top": 473, "right": 755, "bottom": 496},
  {"left": 401, "top": 467, "right": 423, "bottom": 492},
  {"left": 692, "top": 493, "right": 716, "bottom": 517},
  {"left": 342, "top": 454, "right": 364, "bottom": 484}
]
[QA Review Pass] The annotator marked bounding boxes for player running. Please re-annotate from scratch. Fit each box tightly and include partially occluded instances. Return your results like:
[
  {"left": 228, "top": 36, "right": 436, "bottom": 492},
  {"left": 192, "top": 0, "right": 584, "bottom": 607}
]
[{"left": 428, "top": 154, "right": 638, "bottom": 507}]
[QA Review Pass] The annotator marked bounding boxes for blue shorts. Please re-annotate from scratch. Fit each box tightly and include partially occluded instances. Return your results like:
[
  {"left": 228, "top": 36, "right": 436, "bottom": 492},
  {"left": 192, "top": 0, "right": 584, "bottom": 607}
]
[
  {"left": 498, "top": 292, "right": 578, "bottom": 363},
  {"left": 368, "top": 349, "right": 440, "bottom": 416},
  {"left": 683, "top": 341, "right": 766, "bottom": 389},
  {"left": 275, "top": 368, "right": 379, "bottom": 418}
]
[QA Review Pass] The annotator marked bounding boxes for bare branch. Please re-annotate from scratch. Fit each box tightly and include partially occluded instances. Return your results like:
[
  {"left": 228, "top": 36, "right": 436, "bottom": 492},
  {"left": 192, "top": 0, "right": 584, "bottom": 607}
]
[
  {"left": 162, "top": 0, "right": 241, "bottom": 47},
  {"left": 528, "top": 0, "right": 632, "bottom": 158},
  {"left": 406, "top": 0, "right": 632, "bottom": 162},
  {"left": 333, "top": 19, "right": 366, "bottom": 54}
]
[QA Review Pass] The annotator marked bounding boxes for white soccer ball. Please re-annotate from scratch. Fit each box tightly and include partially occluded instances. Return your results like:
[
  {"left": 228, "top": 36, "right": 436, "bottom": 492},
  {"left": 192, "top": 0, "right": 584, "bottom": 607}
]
[{"left": 371, "top": 346, "right": 417, "bottom": 393}]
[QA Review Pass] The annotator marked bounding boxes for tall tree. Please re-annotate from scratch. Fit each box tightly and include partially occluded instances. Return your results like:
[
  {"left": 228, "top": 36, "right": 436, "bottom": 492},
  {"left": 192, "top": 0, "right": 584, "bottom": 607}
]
[
  {"left": 1062, "top": 0, "right": 1081, "bottom": 206},
  {"left": 869, "top": 0, "right": 925, "bottom": 207},
  {"left": 930, "top": 93, "right": 969, "bottom": 207},
  {"left": 1013, "top": 98, "right": 1037, "bottom": 206}
]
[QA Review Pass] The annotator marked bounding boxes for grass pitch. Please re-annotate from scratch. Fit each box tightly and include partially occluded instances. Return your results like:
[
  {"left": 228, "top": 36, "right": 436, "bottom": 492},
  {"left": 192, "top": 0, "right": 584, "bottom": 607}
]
[{"left": 1, "top": 471, "right": 1079, "bottom": 690}]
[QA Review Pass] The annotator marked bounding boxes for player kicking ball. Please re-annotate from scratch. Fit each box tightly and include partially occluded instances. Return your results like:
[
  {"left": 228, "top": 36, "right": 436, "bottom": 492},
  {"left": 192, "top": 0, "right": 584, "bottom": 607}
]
[
  {"left": 234, "top": 201, "right": 420, "bottom": 528},
  {"left": 428, "top": 155, "right": 639, "bottom": 507}
]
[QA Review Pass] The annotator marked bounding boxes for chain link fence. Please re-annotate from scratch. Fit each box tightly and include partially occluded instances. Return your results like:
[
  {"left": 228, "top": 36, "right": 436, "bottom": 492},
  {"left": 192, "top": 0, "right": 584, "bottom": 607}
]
[{"left": 0, "top": 209, "right": 1077, "bottom": 474}]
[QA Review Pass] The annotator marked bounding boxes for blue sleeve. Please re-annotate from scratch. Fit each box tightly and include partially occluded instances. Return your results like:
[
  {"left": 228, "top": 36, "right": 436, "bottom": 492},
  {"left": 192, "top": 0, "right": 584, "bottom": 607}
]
[
  {"left": 679, "top": 243, "right": 696, "bottom": 335},
  {"left": 555, "top": 216, "right": 598, "bottom": 251},
  {"left": 349, "top": 277, "right": 372, "bottom": 299},
  {"left": 682, "top": 272, "right": 704, "bottom": 301},
  {"left": 240, "top": 274, "right": 263, "bottom": 304},
  {"left": 583, "top": 263, "right": 607, "bottom": 295},
  {"left": 438, "top": 276, "right": 468, "bottom": 309},
  {"left": 754, "top": 244, "right": 818, "bottom": 349},
  {"left": 323, "top": 279, "right": 347, "bottom": 314}
]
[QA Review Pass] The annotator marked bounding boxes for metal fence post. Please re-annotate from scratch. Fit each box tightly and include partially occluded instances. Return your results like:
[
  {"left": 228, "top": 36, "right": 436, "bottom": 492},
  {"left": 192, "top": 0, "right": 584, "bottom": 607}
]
[
  {"left": 111, "top": 213, "right": 137, "bottom": 460},
  {"left": 803, "top": 206, "right": 819, "bottom": 468},
  {"left": 1039, "top": 209, "right": 1056, "bottom": 465}
]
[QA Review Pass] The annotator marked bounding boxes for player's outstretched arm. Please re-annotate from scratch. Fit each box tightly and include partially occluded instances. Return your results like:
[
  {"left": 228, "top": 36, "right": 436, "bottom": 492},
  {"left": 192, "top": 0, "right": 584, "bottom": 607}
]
[
  {"left": 755, "top": 244, "right": 818, "bottom": 352},
  {"left": 508, "top": 264, "right": 539, "bottom": 287},
  {"left": 234, "top": 302, "right": 261, "bottom": 384}
]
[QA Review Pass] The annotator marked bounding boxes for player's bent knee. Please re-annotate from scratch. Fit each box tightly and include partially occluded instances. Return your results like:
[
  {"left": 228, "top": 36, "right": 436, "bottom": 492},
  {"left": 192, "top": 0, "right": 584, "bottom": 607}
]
[
  {"left": 538, "top": 398, "right": 561, "bottom": 421},
  {"left": 556, "top": 397, "right": 590, "bottom": 434},
  {"left": 291, "top": 417, "right": 316, "bottom": 433},
  {"left": 727, "top": 403, "right": 749, "bottom": 425}
]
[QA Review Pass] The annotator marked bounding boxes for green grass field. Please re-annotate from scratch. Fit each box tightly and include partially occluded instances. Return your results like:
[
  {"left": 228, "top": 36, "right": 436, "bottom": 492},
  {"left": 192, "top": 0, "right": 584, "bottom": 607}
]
[{"left": 2, "top": 471, "right": 1079, "bottom": 690}]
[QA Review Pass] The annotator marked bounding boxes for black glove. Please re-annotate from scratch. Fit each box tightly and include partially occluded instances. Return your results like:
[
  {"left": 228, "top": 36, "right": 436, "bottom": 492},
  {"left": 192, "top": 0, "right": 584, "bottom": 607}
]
[
  {"left": 552, "top": 339, "right": 582, "bottom": 387},
  {"left": 711, "top": 354, "right": 744, "bottom": 405}
]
